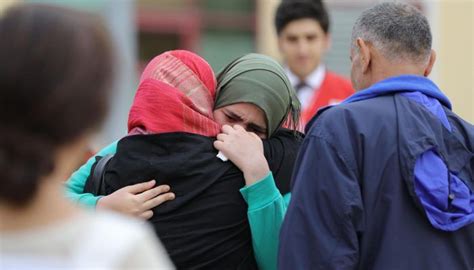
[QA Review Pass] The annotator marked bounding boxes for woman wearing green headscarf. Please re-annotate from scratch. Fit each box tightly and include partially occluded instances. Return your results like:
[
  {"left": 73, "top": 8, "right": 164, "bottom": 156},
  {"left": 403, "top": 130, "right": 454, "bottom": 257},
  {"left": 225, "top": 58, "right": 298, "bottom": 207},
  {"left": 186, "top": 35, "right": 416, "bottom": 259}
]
[
  {"left": 65, "top": 52, "right": 302, "bottom": 269},
  {"left": 214, "top": 54, "right": 300, "bottom": 270},
  {"left": 214, "top": 53, "right": 300, "bottom": 138}
]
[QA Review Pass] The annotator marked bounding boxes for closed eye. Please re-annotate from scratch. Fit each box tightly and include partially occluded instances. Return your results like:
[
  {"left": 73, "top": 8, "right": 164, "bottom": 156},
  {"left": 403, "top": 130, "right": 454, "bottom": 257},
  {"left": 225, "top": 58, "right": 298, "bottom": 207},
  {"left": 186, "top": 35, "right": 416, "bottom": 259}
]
[
  {"left": 248, "top": 124, "right": 267, "bottom": 136},
  {"left": 225, "top": 113, "right": 240, "bottom": 122}
]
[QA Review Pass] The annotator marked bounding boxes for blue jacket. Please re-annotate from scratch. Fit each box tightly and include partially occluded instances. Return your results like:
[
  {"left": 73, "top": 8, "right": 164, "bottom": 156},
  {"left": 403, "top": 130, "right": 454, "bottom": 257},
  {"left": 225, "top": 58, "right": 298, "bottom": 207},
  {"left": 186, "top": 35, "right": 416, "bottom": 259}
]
[{"left": 279, "top": 75, "right": 474, "bottom": 270}]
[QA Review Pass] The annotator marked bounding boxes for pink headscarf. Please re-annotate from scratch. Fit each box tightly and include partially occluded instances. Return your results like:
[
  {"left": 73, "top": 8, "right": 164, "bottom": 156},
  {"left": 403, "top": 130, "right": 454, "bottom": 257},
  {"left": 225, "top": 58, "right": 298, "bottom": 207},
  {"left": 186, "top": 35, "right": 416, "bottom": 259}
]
[{"left": 128, "top": 50, "right": 221, "bottom": 137}]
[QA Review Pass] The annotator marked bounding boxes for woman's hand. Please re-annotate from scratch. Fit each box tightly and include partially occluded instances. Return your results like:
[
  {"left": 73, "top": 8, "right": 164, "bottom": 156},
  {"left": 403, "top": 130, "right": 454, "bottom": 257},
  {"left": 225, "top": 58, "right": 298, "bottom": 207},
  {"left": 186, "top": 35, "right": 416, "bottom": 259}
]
[
  {"left": 214, "top": 125, "right": 270, "bottom": 186},
  {"left": 96, "top": 180, "right": 175, "bottom": 219}
]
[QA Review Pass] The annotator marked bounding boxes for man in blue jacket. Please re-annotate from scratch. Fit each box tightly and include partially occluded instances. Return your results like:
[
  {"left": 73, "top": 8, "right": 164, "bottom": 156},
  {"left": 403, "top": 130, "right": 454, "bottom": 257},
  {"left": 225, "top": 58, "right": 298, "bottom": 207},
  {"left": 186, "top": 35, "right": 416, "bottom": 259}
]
[{"left": 279, "top": 3, "right": 474, "bottom": 269}]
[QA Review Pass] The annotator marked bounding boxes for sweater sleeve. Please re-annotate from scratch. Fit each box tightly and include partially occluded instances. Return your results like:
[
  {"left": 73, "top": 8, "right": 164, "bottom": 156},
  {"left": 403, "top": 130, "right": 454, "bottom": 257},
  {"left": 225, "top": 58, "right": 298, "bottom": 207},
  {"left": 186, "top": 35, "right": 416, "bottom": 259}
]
[
  {"left": 65, "top": 141, "right": 118, "bottom": 208},
  {"left": 240, "top": 172, "right": 289, "bottom": 270}
]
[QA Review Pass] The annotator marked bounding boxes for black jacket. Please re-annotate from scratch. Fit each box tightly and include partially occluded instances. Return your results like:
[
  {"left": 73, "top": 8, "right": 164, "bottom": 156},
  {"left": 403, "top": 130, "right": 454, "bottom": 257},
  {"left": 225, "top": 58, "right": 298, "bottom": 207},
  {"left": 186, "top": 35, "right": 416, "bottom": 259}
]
[{"left": 85, "top": 129, "right": 301, "bottom": 269}]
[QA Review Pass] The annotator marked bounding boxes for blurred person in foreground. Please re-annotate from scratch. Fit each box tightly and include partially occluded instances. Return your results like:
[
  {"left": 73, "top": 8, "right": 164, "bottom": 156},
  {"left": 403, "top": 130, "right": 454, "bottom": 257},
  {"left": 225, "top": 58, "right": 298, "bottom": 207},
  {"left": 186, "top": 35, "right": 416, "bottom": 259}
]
[
  {"left": 275, "top": 0, "right": 354, "bottom": 126},
  {"left": 0, "top": 4, "right": 173, "bottom": 269},
  {"left": 279, "top": 3, "right": 474, "bottom": 269}
]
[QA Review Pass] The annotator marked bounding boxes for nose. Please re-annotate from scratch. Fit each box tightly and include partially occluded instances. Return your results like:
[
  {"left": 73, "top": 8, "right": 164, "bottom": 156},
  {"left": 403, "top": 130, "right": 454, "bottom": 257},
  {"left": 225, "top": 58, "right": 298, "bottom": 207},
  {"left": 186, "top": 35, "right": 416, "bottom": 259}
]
[{"left": 296, "top": 39, "right": 309, "bottom": 56}]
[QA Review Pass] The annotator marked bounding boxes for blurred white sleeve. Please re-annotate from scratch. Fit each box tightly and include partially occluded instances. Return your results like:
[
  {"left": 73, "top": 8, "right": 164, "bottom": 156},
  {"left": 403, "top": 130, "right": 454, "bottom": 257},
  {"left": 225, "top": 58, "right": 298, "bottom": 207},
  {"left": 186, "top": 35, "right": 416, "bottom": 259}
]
[{"left": 119, "top": 224, "right": 175, "bottom": 270}]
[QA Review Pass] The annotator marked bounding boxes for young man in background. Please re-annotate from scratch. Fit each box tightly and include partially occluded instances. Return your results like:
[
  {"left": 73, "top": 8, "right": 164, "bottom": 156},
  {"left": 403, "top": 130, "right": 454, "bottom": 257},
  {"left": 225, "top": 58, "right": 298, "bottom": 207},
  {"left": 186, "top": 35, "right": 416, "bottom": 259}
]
[{"left": 275, "top": 0, "right": 354, "bottom": 125}]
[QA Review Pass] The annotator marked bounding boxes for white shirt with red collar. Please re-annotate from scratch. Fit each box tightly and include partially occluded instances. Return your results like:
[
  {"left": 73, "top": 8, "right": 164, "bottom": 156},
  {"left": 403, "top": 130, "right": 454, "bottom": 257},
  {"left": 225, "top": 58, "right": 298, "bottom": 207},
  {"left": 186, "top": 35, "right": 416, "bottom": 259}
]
[{"left": 286, "top": 65, "right": 326, "bottom": 110}]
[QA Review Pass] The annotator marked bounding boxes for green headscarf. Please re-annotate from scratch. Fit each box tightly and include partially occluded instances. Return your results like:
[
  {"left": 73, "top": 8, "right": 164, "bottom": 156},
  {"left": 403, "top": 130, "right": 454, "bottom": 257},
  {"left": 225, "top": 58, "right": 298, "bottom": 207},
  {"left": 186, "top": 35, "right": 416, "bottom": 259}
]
[{"left": 215, "top": 53, "right": 300, "bottom": 137}]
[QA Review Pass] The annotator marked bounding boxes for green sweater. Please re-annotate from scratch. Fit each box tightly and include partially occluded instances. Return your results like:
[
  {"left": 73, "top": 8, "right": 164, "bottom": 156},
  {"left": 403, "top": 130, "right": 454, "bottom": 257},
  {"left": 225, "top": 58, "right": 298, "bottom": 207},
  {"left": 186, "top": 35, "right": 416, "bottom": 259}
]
[
  {"left": 65, "top": 141, "right": 118, "bottom": 207},
  {"left": 240, "top": 173, "right": 290, "bottom": 270},
  {"left": 65, "top": 142, "right": 288, "bottom": 270}
]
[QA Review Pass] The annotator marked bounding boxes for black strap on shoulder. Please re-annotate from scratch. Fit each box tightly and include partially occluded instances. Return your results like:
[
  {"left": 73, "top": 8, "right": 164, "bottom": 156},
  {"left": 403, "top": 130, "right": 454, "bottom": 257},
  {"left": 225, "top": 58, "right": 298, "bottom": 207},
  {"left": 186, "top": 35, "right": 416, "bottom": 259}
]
[{"left": 90, "top": 154, "right": 114, "bottom": 195}]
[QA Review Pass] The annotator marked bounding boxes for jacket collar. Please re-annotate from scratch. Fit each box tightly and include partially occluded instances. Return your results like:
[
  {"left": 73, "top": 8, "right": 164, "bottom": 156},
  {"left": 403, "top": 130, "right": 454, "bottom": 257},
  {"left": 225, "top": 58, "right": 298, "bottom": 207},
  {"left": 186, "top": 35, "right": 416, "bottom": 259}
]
[
  {"left": 343, "top": 75, "right": 451, "bottom": 109},
  {"left": 305, "top": 75, "right": 452, "bottom": 133}
]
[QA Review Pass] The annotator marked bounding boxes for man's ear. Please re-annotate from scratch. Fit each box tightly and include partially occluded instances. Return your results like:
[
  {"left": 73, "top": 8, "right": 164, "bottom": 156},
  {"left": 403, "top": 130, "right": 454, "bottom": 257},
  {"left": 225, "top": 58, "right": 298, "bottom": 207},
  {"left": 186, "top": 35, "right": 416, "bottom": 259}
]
[
  {"left": 424, "top": 49, "right": 436, "bottom": 77},
  {"left": 356, "top": 38, "right": 371, "bottom": 74}
]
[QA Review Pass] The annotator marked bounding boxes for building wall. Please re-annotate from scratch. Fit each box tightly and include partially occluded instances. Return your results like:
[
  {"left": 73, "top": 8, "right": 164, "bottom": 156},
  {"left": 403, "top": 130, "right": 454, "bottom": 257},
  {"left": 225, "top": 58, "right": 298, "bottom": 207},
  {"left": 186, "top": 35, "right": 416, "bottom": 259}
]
[
  {"left": 0, "top": 0, "right": 18, "bottom": 14},
  {"left": 433, "top": 0, "right": 474, "bottom": 122},
  {"left": 136, "top": 0, "right": 255, "bottom": 72},
  {"left": 256, "top": 0, "right": 280, "bottom": 60}
]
